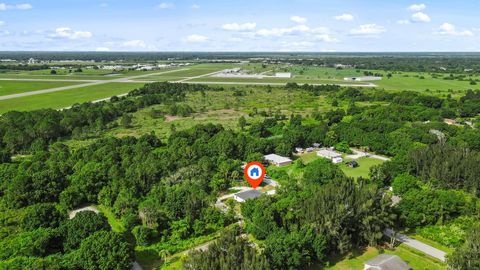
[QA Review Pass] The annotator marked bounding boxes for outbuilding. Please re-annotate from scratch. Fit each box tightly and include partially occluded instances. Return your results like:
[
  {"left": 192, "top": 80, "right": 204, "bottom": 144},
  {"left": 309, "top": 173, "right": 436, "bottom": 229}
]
[
  {"left": 264, "top": 154, "right": 293, "bottom": 167},
  {"left": 317, "top": 149, "right": 343, "bottom": 164}
]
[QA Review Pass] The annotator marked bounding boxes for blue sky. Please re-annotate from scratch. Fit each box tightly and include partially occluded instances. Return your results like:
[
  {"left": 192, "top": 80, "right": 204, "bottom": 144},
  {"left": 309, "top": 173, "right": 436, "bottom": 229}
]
[{"left": 0, "top": 0, "right": 478, "bottom": 51}]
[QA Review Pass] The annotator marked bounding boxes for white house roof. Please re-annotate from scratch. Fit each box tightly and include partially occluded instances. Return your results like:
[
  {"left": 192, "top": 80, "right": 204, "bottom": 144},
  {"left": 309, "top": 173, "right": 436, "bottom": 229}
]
[
  {"left": 317, "top": 149, "right": 342, "bottom": 158},
  {"left": 264, "top": 154, "right": 292, "bottom": 164}
]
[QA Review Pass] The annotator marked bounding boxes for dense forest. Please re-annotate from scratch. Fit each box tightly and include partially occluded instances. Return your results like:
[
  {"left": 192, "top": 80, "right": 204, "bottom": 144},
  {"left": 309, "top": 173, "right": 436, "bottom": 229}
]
[{"left": 0, "top": 82, "right": 479, "bottom": 269}]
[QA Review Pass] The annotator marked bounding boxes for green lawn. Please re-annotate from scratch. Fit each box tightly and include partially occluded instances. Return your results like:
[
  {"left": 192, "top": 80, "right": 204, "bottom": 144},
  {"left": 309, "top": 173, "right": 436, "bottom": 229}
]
[
  {"left": 0, "top": 82, "right": 144, "bottom": 113},
  {"left": 0, "top": 80, "right": 84, "bottom": 96},
  {"left": 299, "top": 153, "right": 385, "bottom": 179},
  {"left": 323, "top": 245, "right": 446, "bottom": 270},
  {"left": 97, "top": 205, "right": 125, "bottom": 233},
  {"left": 339, "top": 157, "right": 385, "bottom": 178}
]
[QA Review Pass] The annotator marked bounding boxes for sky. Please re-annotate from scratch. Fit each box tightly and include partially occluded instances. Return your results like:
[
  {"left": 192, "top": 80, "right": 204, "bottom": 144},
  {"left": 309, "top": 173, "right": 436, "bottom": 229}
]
[{"left": 0, "top": 0, "right": 479, "bottom": 52}]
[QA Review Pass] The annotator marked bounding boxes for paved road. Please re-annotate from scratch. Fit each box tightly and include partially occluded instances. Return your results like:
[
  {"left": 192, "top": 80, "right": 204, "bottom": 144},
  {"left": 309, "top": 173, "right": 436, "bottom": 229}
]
[
  {"left": 385, "top": 229, "right": 446, "bottom": 262},
  {"left": 0, "top": 68, "right": 189, "bottom": 101}
]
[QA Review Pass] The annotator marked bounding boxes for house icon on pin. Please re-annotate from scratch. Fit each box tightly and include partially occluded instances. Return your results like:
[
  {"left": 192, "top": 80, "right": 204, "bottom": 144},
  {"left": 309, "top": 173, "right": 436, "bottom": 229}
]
[{"left": 250, "top": 167, "right": 260, "bottom": 177}]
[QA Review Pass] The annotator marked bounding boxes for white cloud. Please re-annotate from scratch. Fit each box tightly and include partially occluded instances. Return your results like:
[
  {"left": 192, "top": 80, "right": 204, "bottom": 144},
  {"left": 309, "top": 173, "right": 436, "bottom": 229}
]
[
  {"left": 16, "top": 3, "right": 32, "bottom": 10},
  {"left": 315, "top": 34, "right": 339, "bottom": 43},
  {"left": 290, "top": 16, "right": 307, "bottom": 24},
  {"left": 350, "top": 24, "right": 386, "bottom": 36},
  {"left": 334, "top": 14, "right": 354, "bottom": 22},
  {"left": 228, "top": 37, "right": 243, "bottom": 42},
  {"left": 96, "top": 47, "right": 110, "bottom": 52},
  {"left": 123, "top": 40, "right": 148, "bottom": 48},
  {"left": 411, "top": 12, "right": 431, "bottom": 23},
  {"left": 222, "top": 22, "right": 256, "bottom": 31},
  {"left": 185, "top": 34, "right": 208, "bottom": 43},
  {"left": 51, "top": 27, "right": 92, "bottom": 39},
  {"left": 281, "top": 41, "right": 314, "bottom": 50},
  {"left": 100, "top": 3, "right": 108, "bottom": 8},
  {"left": 0, "top": 21, "right": 4, "bottom": 26},
  {"left": 437, "top": 23, "right": 474, "bottom": 36},
  {"left": 397, "top": 20, "right": 410, "bottom": 25},
  {"left": 191, "top": 4, "right": 200, "bottom": 9},
  {"left": 256, "top": 25, "right": 311, "bottom": 37},
  {"left": 0, "top": 3, "right": 32, "bottom": 10},
  {"left": 156, "top": 2, "right": 173, "bottom": 9},
  {"left": 408, "top": 3, "right": 426, "bottom": 12}
]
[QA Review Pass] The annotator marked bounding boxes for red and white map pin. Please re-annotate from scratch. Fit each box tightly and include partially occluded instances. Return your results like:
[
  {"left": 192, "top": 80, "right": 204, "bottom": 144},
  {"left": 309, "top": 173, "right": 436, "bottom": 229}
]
[{"left": 243, "top": 161, "right": 265, "bottom": 189}]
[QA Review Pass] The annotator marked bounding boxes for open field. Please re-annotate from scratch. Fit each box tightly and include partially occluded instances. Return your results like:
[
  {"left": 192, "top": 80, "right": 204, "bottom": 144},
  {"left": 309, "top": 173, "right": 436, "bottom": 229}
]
[
  {"left": 0, "top": 62, "right": 478, "bottom": 114},
  {"left": 0, "top": 82, "right": 144, "bottom": 113},
  {"left": 0, "top": 80, "right": 83, "bottom": 96},
  {"left": 340, "top": 157, "right": 385, "bottom": 178},
  {"left": 102, "top": 86, "right": 347, "bottom": 140}
]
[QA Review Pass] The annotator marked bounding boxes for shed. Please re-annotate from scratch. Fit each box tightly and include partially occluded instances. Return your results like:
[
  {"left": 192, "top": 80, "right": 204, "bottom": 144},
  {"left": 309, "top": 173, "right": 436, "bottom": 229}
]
[{"left": 347, "top": 160, "right": 359, "bottom": 168}]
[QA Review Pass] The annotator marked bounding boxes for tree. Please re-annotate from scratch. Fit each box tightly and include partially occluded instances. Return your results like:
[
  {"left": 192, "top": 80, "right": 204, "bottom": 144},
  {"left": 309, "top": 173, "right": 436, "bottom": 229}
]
[
  {"left": 50, "top": 69, "right": 57, "bottom": 75},
  {"left": 121, "top": 114, "right": 133, "bottom": 128},
  {"left": 60, "top": 211, "right": 110, "bottom": 252},
  {"left": 448, "top": 224, "right": 480, "bottom": 270},
  {"left": 22, "top": 203, "right": 64, "bottom": 230},
  {"left": 302, "top": 158, "right": 345, "bottom": 186},
  {"left": 238, "top": 116, "right": 247, "bottom": 130},
  {"left": 75, "top": 231, "right": 134, "bottom": 270},
  {"left": 184, "top": 227, "right": 269, "bottom": 270},
  {"left": 391, "top": 173, "right": 419, "bottom": 196}
]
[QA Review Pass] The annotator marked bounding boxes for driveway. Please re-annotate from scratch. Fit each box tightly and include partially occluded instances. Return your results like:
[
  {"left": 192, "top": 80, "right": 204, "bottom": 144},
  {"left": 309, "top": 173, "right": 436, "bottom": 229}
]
[{"left": 384, "top": 229, "right": 446, "bottom": 262}]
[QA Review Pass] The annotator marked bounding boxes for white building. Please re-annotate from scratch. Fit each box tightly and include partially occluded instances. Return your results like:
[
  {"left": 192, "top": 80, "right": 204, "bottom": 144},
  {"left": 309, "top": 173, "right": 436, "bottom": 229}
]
[
  {"left": 275, "top": 72, "right": 292, "bottom": 78},
  {"left": 317, "top": 149, "right": 343, "bottom": 164},
  {"left": 264, "top": 154, "right": 292, "bottom": 167},
  {"left": 233, "top": 190, "right": 263, "bottom": 203}
]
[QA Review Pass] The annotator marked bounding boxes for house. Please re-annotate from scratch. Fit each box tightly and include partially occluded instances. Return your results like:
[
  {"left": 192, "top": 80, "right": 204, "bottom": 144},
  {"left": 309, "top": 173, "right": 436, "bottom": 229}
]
[
  {"left": 233, "top": 190, "right": 263, "bottom": 203},
  {"left": 295, "top": 147, "right": 304, "bottom": 154},
  {"left": 317, "top": 149, "right": 343, "bottom": 164},
  {"left": 275, "top": 72, "right": 292, "bottom": 78},
  {"left": 364, "top": 254, "right": 411, "bottom": 270},
  {"left": 346, "top": 160, "right": 359, "bottom": 168},
  {"left": 312, "top": 143, "right": 321, "bottom": 148},
  {"left": 264, "top": 154, "right": 293, "bottom": 167},
  {"left": 306, "top": 147, "right": 314, "bottom": 152}
]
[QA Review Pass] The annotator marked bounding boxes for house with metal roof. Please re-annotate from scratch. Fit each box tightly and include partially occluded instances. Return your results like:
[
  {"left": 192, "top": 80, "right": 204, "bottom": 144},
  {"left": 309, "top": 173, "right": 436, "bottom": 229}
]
[
  {"left": 264, "top": 154, "right": 292, "bottom": 167},
  {"left": 233, "top": 190, "right": 263, "bottom": 203}
]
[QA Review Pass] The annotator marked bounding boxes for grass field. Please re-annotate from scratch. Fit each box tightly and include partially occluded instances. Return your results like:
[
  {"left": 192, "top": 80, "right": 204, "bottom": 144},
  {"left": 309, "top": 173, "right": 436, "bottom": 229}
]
[
  {"left": 104, "top": 87, "right": 341, "bottom": 140},
  {"left": 299, "top": 152, "right": 385, "bottom": 178},
  {"left": 322, "top": 245, "right": 446, "bottom": 270},
  {"left": 0, "top": 80, "right": 84, "bottom": 96},
  {"left": 0, "top": 82, "right": 144, "bottom": 113},
  {"left": 340, "top": 157, "right": 385, "bottom": 178}
]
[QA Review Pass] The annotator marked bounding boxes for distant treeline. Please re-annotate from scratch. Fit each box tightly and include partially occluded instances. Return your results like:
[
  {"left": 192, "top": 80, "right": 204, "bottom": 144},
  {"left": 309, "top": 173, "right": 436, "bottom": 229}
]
[{"left": 1, "top": 52, "right": 480, "bottom": 73}]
